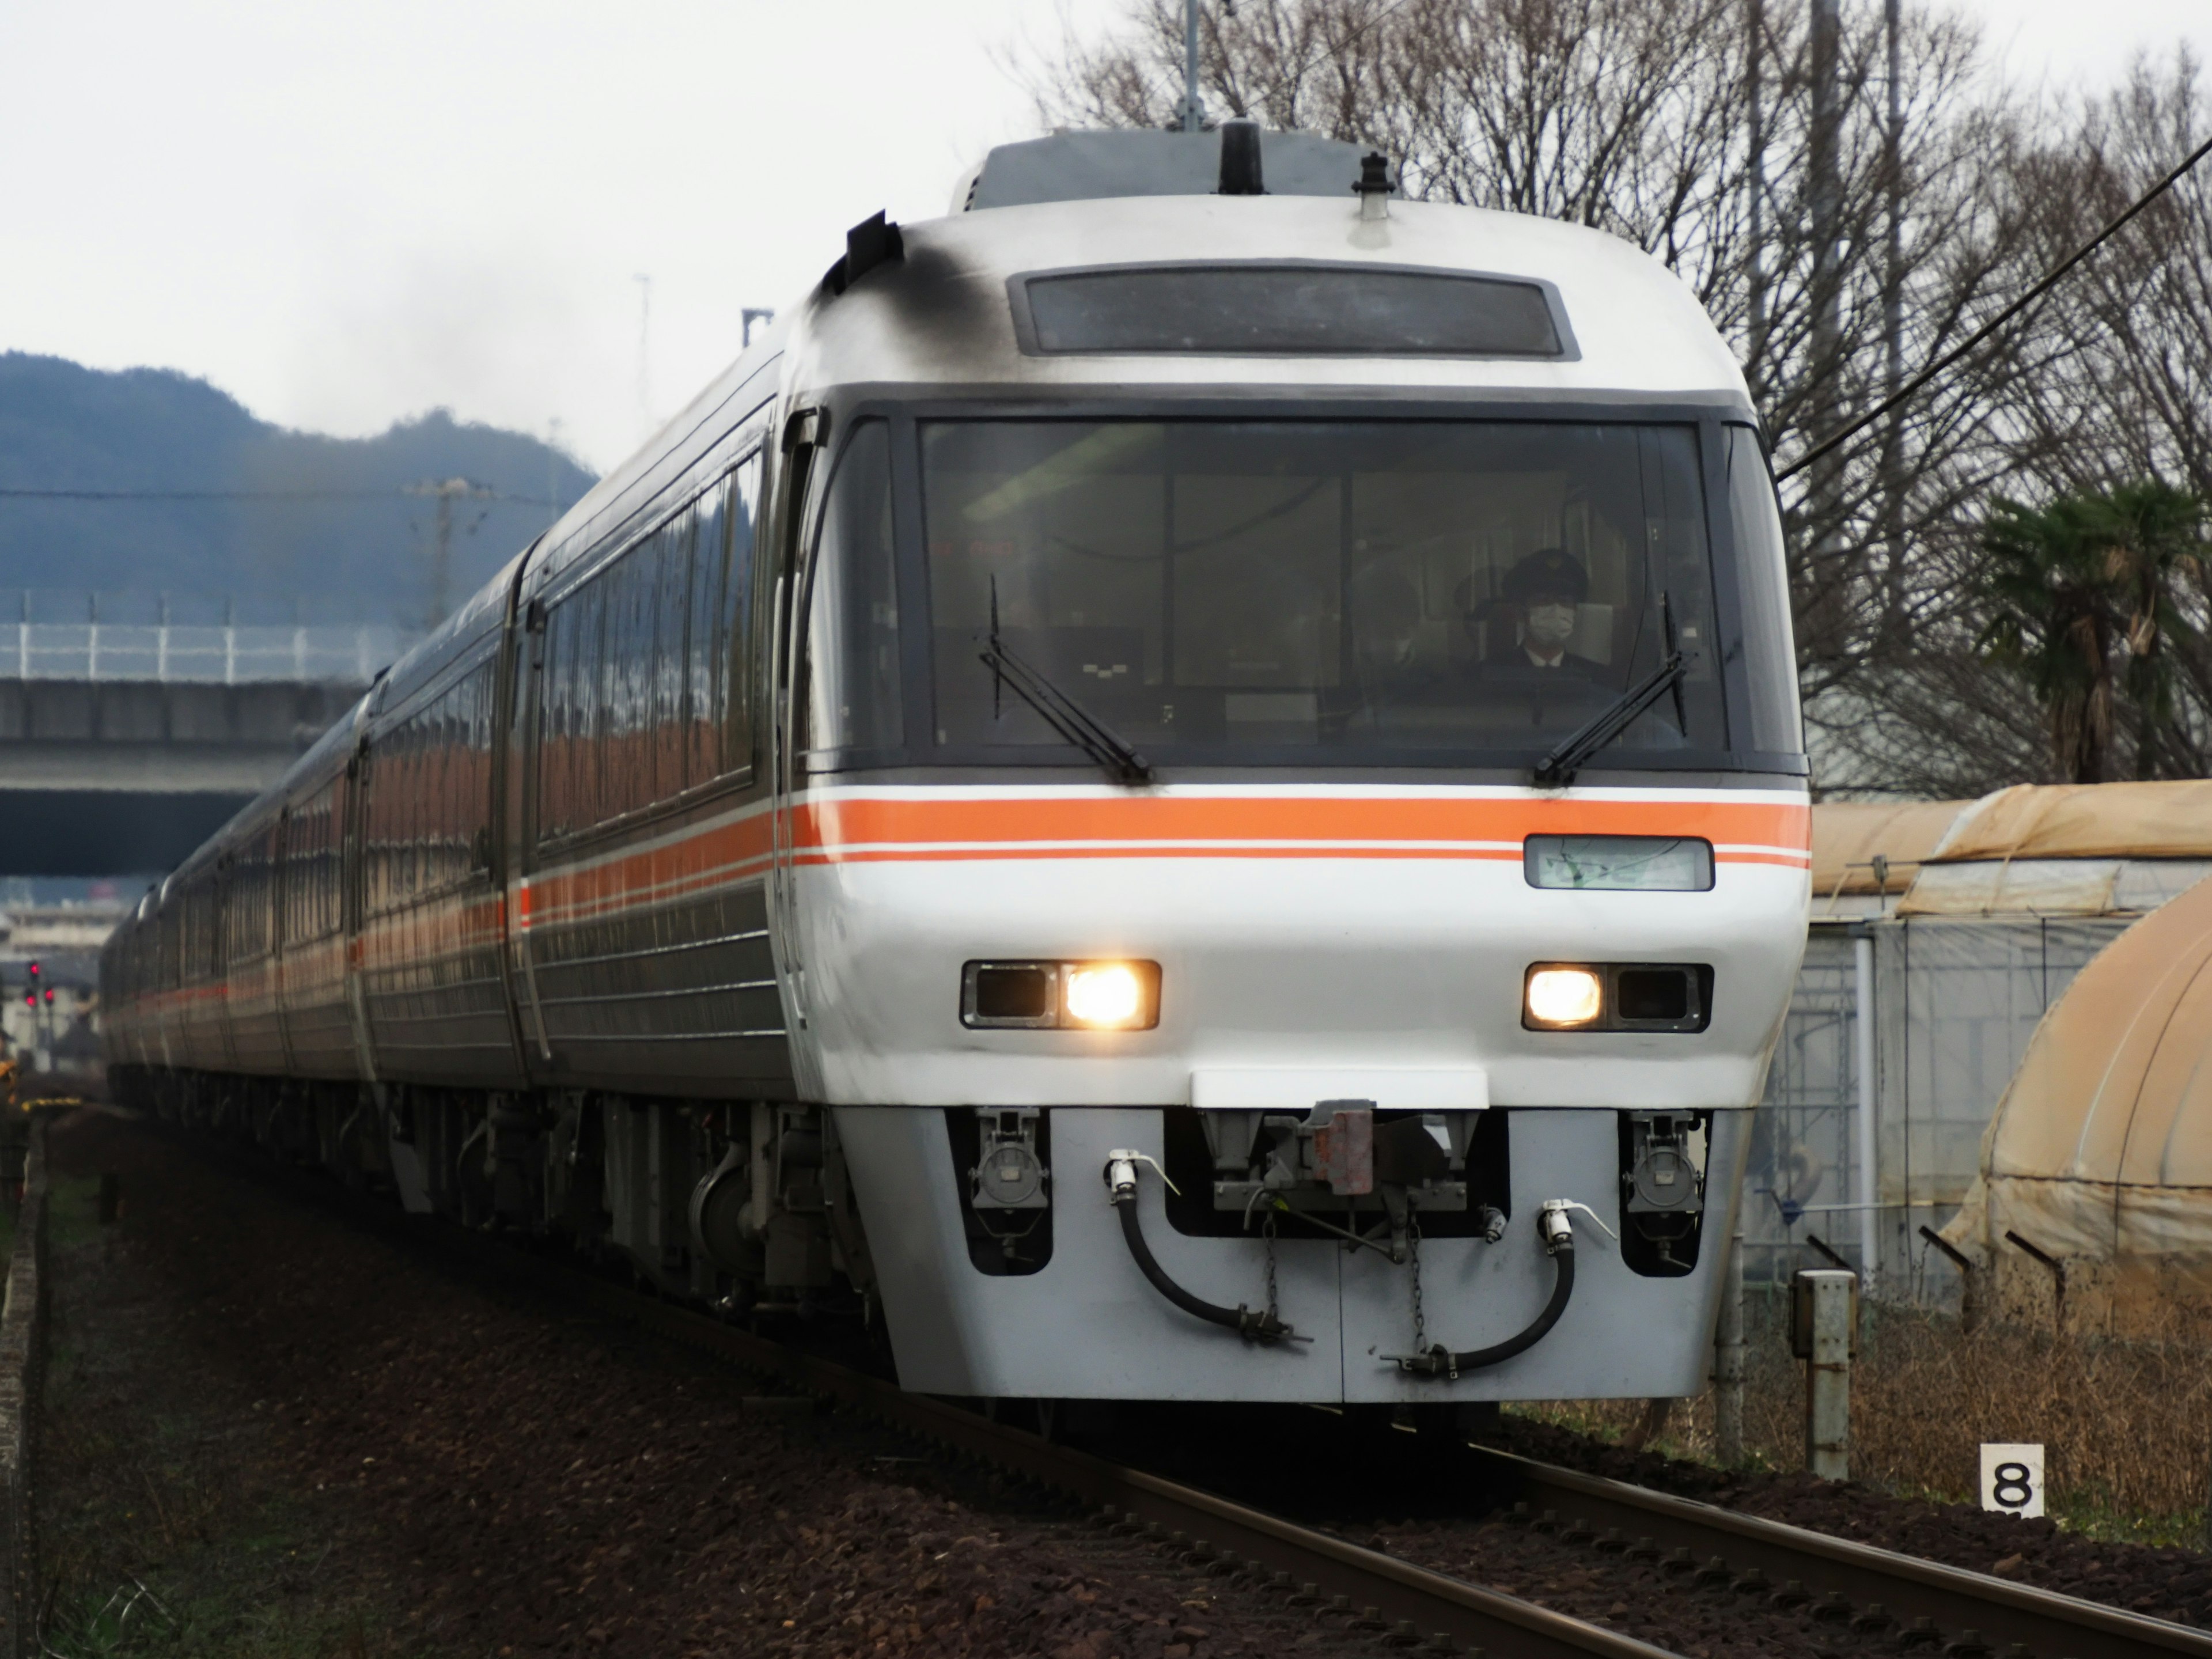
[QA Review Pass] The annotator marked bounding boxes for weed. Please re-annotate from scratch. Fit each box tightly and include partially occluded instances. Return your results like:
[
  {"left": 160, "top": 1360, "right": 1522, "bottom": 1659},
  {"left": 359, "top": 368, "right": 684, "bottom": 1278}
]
[{"left": 1515, "top": 1288, "right": 2212, "bottom": 1547}]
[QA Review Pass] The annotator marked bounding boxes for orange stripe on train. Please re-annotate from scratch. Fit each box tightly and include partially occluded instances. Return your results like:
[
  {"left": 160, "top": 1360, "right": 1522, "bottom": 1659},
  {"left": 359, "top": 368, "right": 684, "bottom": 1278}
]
[
  {"left": 794, "top": 794, "right": 1809, "bottom": 859},
  {"left": 519, "top": 794, "right": 1809, "bottom": 926}
]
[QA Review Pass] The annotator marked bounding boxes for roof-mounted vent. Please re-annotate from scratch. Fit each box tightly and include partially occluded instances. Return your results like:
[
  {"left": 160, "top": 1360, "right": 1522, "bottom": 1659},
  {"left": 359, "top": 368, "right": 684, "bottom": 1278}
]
[
  {"left": 961, "top": 129, "right": 1371, "bottom": 209},
  {"left": 1217, "top": 118, "right": 1264, "bottom": 196},
  {"left": 823, "top": 210, "right": 904, "bottom": 297}
]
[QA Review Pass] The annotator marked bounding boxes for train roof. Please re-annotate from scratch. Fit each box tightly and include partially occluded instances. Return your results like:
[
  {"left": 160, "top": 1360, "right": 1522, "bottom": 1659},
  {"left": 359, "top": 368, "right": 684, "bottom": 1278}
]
[
  {"left": 789, "top": 192, "right": 1752, "bottom": 406},
  {"left": 527, "top": 163, "right": 1755, "bottom": 611},
  {"left": 955, "top": 127, "right": 1378, "bottom": 211},
  {"left": 494, "top": 144, "right": 1754, "bottom": 624}
]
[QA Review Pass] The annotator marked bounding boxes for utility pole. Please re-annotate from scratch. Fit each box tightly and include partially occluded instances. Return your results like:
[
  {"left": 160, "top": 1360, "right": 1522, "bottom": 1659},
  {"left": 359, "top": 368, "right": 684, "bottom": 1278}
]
[
  {"left": 1809, "top": 0, "right": 1842, "bottom": 429},
  {"left": 404, "top": 477, "right": 495, "bottom": 628},
  {"left": 1714, "top": 1231, "right": 1746, "bottom": 1463},
  {"left": 1746, "top": 0, "right": 1768, "bottom": 400},
  {"left": 1880, "top": 0, "right": 1907, "bottom": 628},
  {"left": 1179, "top": 0, "right": 1206, "bottom": 132},
  {"left": 1806, "top": 0, "right": 1845, "bottom": 656}
]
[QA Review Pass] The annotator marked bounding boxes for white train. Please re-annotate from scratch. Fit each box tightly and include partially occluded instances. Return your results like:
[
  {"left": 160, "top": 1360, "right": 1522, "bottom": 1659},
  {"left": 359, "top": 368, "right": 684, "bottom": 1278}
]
[{"left": 101, "top": 123, "right": 1809, "bottom": 1407}]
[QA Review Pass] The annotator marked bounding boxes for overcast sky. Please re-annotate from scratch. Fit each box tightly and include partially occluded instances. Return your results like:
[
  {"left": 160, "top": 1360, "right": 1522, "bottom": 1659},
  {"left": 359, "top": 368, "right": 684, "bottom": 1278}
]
[{"left": 2, "top": 0, "right": 2205, "bottom": 475}]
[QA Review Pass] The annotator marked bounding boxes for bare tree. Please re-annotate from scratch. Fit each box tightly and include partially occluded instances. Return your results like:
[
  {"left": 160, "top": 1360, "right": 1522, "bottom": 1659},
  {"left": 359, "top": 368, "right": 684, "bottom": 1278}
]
[{"left": 1017, "top": 1, "right": 2210, "bottom": 795}]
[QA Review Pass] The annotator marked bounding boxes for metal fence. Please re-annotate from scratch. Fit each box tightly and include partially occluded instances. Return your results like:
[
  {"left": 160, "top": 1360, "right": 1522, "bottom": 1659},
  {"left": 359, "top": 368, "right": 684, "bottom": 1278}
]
[
  {"left": 1748, "top": 914, "right": 2131, "bottom": 1305},
  {"left": 0, "top": 591, "right": 419, "bottom": 685}
]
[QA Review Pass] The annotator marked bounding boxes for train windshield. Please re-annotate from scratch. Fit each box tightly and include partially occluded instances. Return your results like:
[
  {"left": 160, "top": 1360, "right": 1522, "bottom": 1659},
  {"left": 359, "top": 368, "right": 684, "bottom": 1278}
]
[{"left": 919, "top": 419, "right": 1748, "bottom": 766}]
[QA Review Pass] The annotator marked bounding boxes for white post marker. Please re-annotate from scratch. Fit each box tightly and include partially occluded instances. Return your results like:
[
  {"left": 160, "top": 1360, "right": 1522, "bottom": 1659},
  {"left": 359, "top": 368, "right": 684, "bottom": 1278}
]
[
  {"left": 1980, "top": 1443, "right": 2046, "bottom": 1517},
  {"left": 1801, "top": 1270, "right": 1855, "bottom": 1480}
]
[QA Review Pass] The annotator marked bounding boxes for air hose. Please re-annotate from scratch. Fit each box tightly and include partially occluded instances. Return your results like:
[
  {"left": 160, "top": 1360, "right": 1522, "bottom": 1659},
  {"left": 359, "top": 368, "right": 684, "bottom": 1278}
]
[
  {"left": 1105, "top": 1150, "right": 1296, "bottom": 1344},
  {"left": 1389, "top": 1200, "right": 1595, "bottom": 1379}
]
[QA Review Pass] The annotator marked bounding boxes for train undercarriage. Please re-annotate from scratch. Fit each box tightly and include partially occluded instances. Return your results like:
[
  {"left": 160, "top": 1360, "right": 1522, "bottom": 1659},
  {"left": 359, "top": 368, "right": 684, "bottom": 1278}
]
[
  {"left": 107, "top": 1065, "right": 876, "bottom": 1318},
  {"left": 108, "top": 1061, "right": 1741, "bottom": 1405}
]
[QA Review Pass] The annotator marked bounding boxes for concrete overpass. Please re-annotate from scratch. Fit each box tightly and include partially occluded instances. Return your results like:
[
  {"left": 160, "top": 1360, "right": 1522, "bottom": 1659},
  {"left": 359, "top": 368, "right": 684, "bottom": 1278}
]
[{"left": 0, "top": 603, "right": 416, "bottom": 874}]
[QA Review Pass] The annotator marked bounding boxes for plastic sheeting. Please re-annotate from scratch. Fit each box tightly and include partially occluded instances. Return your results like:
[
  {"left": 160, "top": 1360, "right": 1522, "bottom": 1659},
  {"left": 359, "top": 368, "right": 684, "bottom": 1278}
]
[
  {"left": 1933, "top": 779, "right": 2212, "bottom": 863},
  {"left": 1897, "top": 858, "right": 2212, "bottom": 917},
  {"left": 1810, "top": 800, "right": 1969, "bottom": 903},
  {"left": 1898, "top": 860, "right": 2122, "bottom": 916},
  {"left": 1808, "top": 787, "right": 2212, "bottom": 919},
  {"left": 1945, "top": 874, "right": 2212, "bottom": 1290}
]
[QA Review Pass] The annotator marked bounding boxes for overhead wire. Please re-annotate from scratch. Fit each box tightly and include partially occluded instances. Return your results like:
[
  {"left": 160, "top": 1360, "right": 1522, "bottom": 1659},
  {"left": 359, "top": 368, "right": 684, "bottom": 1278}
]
[{"left": 1775, "top": 126, "right": 2212, "bottom": 484}]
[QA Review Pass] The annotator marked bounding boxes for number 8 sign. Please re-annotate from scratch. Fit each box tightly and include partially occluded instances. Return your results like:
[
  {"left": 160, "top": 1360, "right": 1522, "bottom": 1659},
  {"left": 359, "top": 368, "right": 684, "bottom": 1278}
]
[{"left": 1980, "top": 1443, "right": 2046, "bottom": 1518}]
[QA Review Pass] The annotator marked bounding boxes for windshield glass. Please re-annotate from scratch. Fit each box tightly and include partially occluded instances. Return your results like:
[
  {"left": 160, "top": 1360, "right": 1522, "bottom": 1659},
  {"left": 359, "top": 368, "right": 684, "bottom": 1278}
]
[{"left": 921, "top": 419, "right": 1728, "bottom": 762}]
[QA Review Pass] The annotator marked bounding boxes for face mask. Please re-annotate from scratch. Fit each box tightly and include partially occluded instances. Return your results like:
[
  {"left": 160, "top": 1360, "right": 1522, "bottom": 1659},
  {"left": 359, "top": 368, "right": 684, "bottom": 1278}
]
[{"left": 1526, "top": 603, "right": 1577, "bottom": 649}]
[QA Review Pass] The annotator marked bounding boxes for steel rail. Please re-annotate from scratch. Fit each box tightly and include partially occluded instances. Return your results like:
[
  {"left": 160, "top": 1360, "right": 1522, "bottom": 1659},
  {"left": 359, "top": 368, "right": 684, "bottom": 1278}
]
[{"left": 1464, "top": 1445, "right": 2212, "bottom": 1659}]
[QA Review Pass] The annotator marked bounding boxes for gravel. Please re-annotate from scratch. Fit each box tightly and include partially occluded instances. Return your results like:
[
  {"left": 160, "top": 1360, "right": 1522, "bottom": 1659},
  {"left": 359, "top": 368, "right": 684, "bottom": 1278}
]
[
  {"left": 50, "top": 1103, "right": 2210, "bottom": 1659},
  {"left": 41, "top": 1109, "right": 1419, "bottom": 1658}
]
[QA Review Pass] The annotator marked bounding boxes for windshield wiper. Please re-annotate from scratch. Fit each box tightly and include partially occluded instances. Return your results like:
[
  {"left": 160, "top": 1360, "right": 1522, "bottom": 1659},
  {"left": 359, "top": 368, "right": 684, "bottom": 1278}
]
[
  {"left": 978, "top": 588, "right": 1154, "bottom": 787},
  {"left": 1533, "top": 591, "right": 1689, "bottom": 788}
]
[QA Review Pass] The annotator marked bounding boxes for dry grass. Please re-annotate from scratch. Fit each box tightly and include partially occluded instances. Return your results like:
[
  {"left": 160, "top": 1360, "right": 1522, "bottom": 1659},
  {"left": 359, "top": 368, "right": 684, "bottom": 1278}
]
[
  {"left": 38, "top": 1171, "right": 426, "bottom": 1657},
  {"left": 1516, "top": 1286, "right": 2212, "bottom": 1545}
]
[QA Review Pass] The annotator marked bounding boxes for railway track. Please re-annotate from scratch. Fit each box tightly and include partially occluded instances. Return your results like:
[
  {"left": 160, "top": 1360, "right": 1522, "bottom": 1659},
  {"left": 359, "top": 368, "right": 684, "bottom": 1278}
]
[
  {"left": 166, "top": 1123, "right": 2212, "bottom": 1659},
  {"left": 1457, "top": 1445, "right": 2212, "bottom": 1659}
]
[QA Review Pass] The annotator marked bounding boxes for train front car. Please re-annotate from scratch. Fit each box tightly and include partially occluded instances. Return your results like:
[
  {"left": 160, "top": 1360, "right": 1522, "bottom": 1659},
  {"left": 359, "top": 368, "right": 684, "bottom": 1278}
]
[{"left": 786, "top": 133, "right": 1809, "bottom": 1405}]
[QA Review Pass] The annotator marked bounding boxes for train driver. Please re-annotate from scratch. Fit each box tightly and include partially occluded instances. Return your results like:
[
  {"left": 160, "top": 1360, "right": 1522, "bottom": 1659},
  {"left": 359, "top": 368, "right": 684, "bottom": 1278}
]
[{"left": 1499, "top": 547, "right": 1607, "bottom": 680}]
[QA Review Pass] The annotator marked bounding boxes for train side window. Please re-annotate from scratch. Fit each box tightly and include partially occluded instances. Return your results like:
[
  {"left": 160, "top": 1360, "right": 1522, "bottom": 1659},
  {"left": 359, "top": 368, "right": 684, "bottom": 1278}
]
[
  {"left": 282, "top": 783, "right": 338, "bottom": 943},
  {"left": 685, "top": 487, "right": 726, "bottom": 787},
  {"left": 603, "top": 537, "right": 650, "bottom": 818},
  {"left": 690, "top": 453, "right": 762, "bottom": 785},
  {"left": 802, "top": 421, "right": 902, "bottom": 757},
  {"left": 359, "top": 658, "right": 496, "bottom": 912},
  {"left": 539, "top": 597, "right": 575, "bottom": 840},
  {"left": 363, "top": 743, "right": 393, "bottom": 916},
  {"left": 650, "top": 507, "right": 693, "bottom": 799},
  {"left": 535, "top": 454, "right": 763, "bottom": 846},
  {"left": 1722, "top": 425, "right": 1804, "bottom": 756},
  {"left": 540, "top": 577, "right": 608, "bottom": 838}
]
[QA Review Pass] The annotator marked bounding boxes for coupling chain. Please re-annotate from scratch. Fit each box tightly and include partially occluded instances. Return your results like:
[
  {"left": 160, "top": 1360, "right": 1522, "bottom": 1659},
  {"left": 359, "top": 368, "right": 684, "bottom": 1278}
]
[
  {"left": 1410, "top": 1209, "right": 1426, "bottom": 1354},
  {"left": 1262, "top": 1211, "right": 1281, "bottom": 1329}
]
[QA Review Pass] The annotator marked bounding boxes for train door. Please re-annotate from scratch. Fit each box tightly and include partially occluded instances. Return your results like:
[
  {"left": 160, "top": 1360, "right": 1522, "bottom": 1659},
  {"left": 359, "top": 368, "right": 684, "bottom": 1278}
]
[
  {"left": 210, "top": 853, "right": 238, "bottom": 1073},
  {"left": 341, "top": 737, "right": 380, "bottom": 1086},
  {"left": 768, "top": 408, "right": 828, "bottom": 1048},
  {"left": 272, "top": 807, "right": 297, "bottom": 1074},
  {"left": 487, "top": 569, "right": 540, "bottom": 1073},
  {"left": 507, "top": 596, "right": 554, "bottom": 1066}
]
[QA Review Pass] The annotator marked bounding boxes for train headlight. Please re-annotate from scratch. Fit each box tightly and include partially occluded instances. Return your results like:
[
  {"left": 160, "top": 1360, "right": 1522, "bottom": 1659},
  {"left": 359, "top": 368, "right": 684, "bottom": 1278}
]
[
  {"left": 1065, "top": 963, "right": 1145, "bottom": 1028},
  {"left": 1525, "top": 965, "right": 1604, "bottom": 1029},
  {"left": 963, "top": 960, "right": 1161, "bottom": 1030}
]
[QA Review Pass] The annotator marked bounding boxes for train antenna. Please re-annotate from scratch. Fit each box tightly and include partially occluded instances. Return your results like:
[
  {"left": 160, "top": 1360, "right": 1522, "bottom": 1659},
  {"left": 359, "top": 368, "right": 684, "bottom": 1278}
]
[{"left": 1776, "top": 126, "right": 2212, "bottom": 484}]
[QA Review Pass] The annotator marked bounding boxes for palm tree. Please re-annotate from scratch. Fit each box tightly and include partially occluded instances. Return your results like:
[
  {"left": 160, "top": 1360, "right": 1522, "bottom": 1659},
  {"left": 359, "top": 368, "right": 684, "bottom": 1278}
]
[{"left": 1976, "top": 482, "right": 2205, "bottom": 783}]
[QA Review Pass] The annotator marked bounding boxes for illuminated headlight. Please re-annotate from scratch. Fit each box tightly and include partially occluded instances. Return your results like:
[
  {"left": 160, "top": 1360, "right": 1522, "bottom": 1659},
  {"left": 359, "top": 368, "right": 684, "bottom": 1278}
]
[
  {"left": 1522, "top": 963, "right": 1714, "bottom": 1033},
  {"left": 1524, "top": 965, "right": 1604, "bottom": 1029},
  {"left": 962, "top": 960, "right": 1161, "bottom": 1031},
  {"left": 1064, "top": 963, "right": 1145, "bottom": 1028}
]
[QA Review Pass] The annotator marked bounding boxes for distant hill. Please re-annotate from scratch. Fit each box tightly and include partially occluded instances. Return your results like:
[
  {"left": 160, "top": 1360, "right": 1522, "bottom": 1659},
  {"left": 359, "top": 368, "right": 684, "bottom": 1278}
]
[{"left": 0, "top": 353, "right": 598, "bottom": 630}]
